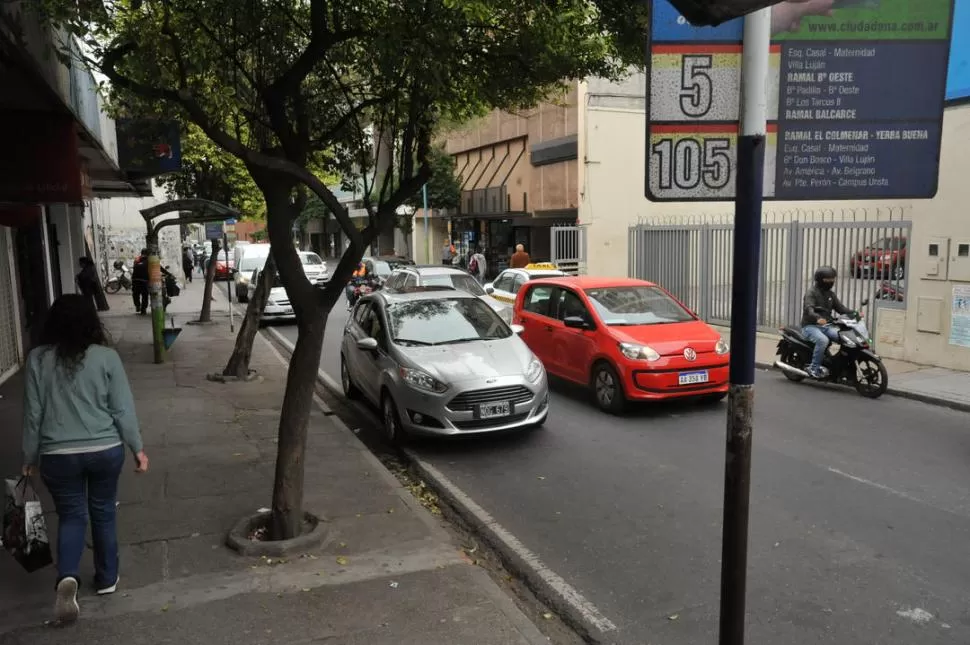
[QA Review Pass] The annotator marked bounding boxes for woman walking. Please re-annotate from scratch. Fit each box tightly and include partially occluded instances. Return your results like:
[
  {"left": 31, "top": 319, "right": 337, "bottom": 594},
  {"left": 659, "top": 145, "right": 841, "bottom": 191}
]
[{"left": 21, "top": 294, "right": 149, "bottom": 624}]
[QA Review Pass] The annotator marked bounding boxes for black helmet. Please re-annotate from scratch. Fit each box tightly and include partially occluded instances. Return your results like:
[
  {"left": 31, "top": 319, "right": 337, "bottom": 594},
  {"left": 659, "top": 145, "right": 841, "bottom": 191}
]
[{"left": 814, "top": 265, "right": 837, "bottom": 290}]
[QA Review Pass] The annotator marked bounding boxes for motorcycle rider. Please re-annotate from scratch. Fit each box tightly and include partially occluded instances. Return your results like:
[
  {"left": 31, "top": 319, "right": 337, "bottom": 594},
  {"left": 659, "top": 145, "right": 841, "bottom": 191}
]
[
  {"left": 346, "top": 262, "right": 368, "bottom": 309},
  {"left": 801, "top": 265, "right": 855, "bottom": 379}
]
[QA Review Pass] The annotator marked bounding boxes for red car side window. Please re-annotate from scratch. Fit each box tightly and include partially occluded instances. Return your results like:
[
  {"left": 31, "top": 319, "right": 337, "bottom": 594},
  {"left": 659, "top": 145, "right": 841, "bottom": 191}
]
[{"left": 523, "top": 285, "right": 554, "bottom": 318}]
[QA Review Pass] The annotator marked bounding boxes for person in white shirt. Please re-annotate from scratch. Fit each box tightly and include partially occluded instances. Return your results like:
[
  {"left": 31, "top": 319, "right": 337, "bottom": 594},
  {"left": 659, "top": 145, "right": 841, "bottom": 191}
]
[{"left": 469, "top": 247, "right": 487, "bottom": 283}]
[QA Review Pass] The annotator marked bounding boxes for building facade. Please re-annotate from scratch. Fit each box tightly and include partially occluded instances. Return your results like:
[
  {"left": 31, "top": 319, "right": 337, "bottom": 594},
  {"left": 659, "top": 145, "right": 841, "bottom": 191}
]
[
  {"left": 0, "top": 3, "right": 154, "bottom": 386},
  {"left": 440, "top": 70, "right": 970, "bottom": 372},
  {"left": 440, "top": 84, "right": 582, "bottom": 275}
]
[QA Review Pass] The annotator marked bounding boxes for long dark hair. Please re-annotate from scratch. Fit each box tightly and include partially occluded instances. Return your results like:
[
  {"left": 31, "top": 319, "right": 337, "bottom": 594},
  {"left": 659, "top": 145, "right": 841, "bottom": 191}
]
[{"left": 39, "top": 294, "right": 108, "bottom": 374}]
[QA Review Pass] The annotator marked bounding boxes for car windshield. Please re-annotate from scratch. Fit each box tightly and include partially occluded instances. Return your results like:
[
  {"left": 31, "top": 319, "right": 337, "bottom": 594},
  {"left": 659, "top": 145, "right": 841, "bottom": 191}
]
[
  {"left": 584, "top": 286, "right": 694, "bottom": 326},
  {"left": 422, "top": 273, "right": 486, "bottom": 296},
  {"left": 239, "top": 256, "right": 269, "bottom": 272},
  {"left": 300, "top": 252, "right": 324, "bottom": 265},
  {"left": 387, "top": 297, "right": 511, "bottom": 346}
]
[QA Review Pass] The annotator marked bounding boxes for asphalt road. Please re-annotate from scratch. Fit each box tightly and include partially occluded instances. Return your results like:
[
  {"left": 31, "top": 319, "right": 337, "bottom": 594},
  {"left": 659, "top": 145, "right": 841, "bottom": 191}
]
[{"left": 274, "top": 301, "right": 970, "bottom": 645}]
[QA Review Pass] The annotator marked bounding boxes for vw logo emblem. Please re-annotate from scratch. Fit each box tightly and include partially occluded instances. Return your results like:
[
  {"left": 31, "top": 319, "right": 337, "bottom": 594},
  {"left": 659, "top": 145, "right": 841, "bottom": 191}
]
[{"left": 683, "top": 347, "right": 697, "bottom": 361}]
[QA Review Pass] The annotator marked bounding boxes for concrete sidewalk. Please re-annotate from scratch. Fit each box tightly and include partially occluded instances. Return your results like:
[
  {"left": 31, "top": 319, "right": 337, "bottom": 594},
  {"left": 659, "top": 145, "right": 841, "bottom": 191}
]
[
  {"left": 712, "top": 324, "right": 970, "bottom": 411},
  {"left": 0, "top": 282, "right": 547, "bottom": 644}
]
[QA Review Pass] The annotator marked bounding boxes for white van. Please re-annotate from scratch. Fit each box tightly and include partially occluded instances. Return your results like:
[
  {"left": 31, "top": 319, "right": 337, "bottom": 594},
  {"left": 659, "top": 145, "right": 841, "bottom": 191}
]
[{"left": 234, "top": 244, "right": 271, "bottom": 301}]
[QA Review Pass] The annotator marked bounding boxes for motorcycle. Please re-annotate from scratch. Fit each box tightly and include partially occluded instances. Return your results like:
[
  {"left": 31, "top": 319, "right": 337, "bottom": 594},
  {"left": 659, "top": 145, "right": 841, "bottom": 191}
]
[
  {"left": 104, "top": 261, "right": 132, "bottom": 294},
  {"left": 773, "top": 299, "right": 889, "bottom": 398},
  {"left": 346, "top": 276, "right": 382, "bottom": 308}
]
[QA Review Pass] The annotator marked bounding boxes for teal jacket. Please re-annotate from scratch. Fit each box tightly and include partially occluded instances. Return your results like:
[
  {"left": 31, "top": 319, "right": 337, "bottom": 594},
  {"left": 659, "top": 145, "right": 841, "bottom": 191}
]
[{"left": 22, "top": 344, "right": 143, "bottom": 465}]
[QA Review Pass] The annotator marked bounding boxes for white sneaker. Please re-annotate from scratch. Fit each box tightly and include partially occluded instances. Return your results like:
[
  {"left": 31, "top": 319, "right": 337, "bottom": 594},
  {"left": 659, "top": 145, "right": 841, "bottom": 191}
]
[
  {"left": 97, "top": 576, "right": 119, "bottom": 596},
  {"left": 55, "top": 577, "right": 79, "bottom": 623}
]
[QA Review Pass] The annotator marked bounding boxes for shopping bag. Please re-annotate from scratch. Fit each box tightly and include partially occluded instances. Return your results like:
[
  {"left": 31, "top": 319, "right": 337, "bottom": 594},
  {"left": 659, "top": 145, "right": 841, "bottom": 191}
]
[{"left": 2, "top": 477, "right": 53, "bottom": 572}]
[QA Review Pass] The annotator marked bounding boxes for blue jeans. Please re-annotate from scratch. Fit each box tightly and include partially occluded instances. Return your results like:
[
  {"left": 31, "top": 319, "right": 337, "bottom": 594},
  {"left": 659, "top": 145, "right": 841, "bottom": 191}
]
[
  {"left": 802, "top": 324, "right": 841, "bottom": 369},
  {"left": 41, "top": 445, "right": 125, "bottom": 588}
]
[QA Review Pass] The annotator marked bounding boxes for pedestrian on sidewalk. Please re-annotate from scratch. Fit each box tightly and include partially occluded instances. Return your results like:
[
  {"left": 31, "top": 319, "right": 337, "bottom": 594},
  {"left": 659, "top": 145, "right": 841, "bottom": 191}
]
[
  {"left": 182, "top": 245, "right": 195, "bottom": 284},
  {"left": 510, "top": 244, "right": 530, "bottom": 269},
  {"left": 131, "top": 249, "right": 149, "bottom": 314},
  {"left": 75, "top": 257, "right": 100, "bottom": 311},
  {"left": 21, "top": 294, "right": 149, "bottom": 625}
]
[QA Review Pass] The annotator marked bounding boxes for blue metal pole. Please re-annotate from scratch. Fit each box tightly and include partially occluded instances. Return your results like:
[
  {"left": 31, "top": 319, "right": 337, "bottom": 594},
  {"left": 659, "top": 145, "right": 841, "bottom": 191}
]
[{"left": 719, "top": 9, "right": 770, "bottom": 645}]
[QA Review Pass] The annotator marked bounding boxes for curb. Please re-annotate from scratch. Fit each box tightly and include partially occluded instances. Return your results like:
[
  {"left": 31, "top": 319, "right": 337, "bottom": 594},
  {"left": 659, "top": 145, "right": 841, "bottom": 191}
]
[{"left": 755, "top": 360, "right": 970, "bottom": 414}]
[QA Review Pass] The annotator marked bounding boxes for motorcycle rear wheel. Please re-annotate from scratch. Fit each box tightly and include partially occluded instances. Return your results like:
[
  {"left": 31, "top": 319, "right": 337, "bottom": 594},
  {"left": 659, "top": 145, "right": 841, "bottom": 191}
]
[
  {"left": 104, "top": 280, "right": 121, "bottom": 294},
  {"left": 780, "top": 348, "right": 806, "bottom": 382},
  {"left": 853, "top": 357, "right": 889, "bottom": 398}
]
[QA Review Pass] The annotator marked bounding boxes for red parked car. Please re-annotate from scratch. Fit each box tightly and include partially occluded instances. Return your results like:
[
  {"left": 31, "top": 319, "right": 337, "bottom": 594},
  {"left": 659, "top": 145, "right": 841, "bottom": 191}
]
[
  {"left": 513, "top": 277, "right": 730, "bottom": 413},
  {"left": 849, "top": 236, "right": 906, "bottom": 280}
]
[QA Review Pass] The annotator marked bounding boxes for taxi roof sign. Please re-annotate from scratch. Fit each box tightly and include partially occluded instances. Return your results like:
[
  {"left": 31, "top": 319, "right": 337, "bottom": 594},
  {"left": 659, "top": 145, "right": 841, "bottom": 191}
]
[{"left": 525, "top": 262, "right": 558, "bottom": 270}]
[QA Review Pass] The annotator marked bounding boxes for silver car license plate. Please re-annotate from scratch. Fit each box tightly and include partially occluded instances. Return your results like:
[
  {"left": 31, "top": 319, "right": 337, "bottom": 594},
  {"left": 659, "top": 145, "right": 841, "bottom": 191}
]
[{"left": 478, "top": 401, "right": 511, "bottom": 419}]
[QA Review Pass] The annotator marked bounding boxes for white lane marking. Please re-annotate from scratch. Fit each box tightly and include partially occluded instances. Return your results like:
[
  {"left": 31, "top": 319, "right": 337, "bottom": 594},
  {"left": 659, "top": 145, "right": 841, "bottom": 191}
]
[
  {"left": 413, "top": 458, "right": 618, "bottom": 633},
  {"left": 826, "top": 467, "right": 925, "bottom": 505},
  {"left": 896, "top": 607, "right": 934, "bottom": 624}
]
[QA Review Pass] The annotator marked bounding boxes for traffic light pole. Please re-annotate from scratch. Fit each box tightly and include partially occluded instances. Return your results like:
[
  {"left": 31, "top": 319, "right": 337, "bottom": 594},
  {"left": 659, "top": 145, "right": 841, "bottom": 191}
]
[{"left": 718, "top": 7, "right": 770, "bottom": 645}]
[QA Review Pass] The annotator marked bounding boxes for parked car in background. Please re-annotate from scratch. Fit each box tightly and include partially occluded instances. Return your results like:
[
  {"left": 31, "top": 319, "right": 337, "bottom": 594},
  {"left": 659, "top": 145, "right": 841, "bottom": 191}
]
[
  {"left": 247, "top": 267, "right": 295, "bottom": 323},
  {"left": 340, "top": 289, "right": 549, "bottom": 441},
  {"left": 234, "top": 244, "right": 271, "bottom": 301},
  {"left": 484, "top": 263, "right": 566, "bottom": 306},
  {"left": 374, "top": 255, "right": 415, "bottom": 271},
  {"left": 513, "top": 277, "right": 730, "bottom": 414},
  {"left": 213, "top": 258, "right": 235, "bottom": 281},
  {"left": 383, "top": 265, "right": 512, "bottom": 323},
  {"left": 849, "top": 236, "right": 907, "bottom": 280},
  {"left": 299, "top": 251, "right": 329, "bottom": 285}
]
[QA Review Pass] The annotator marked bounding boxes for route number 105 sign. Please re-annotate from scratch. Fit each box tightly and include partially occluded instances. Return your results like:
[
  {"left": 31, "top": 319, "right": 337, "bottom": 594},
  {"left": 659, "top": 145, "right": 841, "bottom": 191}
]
[{"left": 646, "top": 0, "right": 955, "bottom": 202}]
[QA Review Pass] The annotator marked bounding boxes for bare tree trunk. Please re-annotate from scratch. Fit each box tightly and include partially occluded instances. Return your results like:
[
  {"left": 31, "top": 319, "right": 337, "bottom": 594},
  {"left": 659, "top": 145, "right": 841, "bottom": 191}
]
[
  {"left": 223, "top": 253, "right": 275, "bottom": 378},
  {"left": 198, "top": 239, "right": 220, "bottom": 323},
  {"left": 260, "top": 179, "right": 325, "bottom": 540},
  {"left": 256, "top": 172, "right": 373, "bottom": 541}
]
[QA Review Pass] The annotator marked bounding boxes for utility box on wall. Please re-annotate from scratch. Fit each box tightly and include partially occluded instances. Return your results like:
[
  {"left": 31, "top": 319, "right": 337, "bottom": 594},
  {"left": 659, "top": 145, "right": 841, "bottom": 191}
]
[
  {"left": 949, "top": 239, "right": 970, "bottom": 282},
  {"left": 922, "top": 237, "right": 950, "bottom": 281}
]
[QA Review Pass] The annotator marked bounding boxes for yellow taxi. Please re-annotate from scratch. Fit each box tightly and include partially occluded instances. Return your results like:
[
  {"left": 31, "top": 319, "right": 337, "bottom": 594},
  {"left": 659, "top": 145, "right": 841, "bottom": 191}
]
[{"left": 484, "top": 263, "right": 567, "bottom": 306}]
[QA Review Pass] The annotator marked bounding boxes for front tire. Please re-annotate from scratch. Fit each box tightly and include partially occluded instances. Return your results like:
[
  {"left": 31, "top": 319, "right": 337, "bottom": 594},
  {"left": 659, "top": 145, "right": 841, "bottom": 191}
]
[
  {"left": 591, "top": 362, "right": 626, "bottom": 415},
  {"left": 381, "top": 391, "right": 405, "bottom": 444},
  {"left": 341, "top": 357, "right": 360, "bottom": 400},
  {"left": 854, "top": 357, "right": 889, "bottom": 399},
  {"left": 104, "top": 281, "right": 121, "bottom": 294}
]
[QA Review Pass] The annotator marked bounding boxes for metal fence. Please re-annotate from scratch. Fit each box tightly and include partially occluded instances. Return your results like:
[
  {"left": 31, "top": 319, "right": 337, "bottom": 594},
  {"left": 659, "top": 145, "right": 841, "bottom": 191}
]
[
  {"left": 551, "top": 226, "right": 586, "bottom": 275},
  {"left": 628, "top": 215, "right": 911, "bottom": 332}
]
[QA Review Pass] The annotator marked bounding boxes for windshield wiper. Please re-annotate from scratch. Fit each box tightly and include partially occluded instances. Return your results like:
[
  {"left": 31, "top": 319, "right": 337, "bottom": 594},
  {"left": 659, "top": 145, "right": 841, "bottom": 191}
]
[
  {"left": 393, "top": 338, "right": 433, "bottom": 346},
  {"left": 435, "top": 337, "right": 486, "bottom": 345}
]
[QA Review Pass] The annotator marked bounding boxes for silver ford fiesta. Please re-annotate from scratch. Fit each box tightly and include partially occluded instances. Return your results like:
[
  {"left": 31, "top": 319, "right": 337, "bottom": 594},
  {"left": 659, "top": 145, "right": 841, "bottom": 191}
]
[{"left": 340, "top": 288, "right": 549, "bottom": 441}]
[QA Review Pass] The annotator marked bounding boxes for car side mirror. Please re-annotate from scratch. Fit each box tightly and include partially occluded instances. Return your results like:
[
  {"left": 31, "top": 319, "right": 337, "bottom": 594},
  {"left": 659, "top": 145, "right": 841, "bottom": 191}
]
[
  {"left": 357, "top": 337, "right": 379, "bottom": 352},
  {"left": 563, "top": 316, "right": 588, "bottom": 330},
  {"left": 510, "top": 324, "right": 525, "bottom": 335},
  {"left": 484, "top": 284, "right": 494, "bottom": 294}
]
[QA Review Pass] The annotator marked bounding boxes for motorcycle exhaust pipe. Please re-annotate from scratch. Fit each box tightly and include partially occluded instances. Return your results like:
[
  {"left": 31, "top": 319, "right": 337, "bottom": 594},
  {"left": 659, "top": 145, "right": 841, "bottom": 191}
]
[{"left": 773, "top": 360, "right": 810, "bottom": 379}]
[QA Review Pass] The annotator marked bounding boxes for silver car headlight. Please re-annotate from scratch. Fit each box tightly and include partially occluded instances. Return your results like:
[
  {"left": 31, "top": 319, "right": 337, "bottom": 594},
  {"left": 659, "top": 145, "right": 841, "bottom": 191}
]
[
  {"left": 400, "top": 367, "right": 448, "bottom": 393},
  {"left": 715, "top": 338, "right": 729, "bottom": 355},
  {"left": 525, "top": 357, "right": 544, "bottom": 383},
  {"left": 619, "top": 342, "right": 660, "bottom": 362}
]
